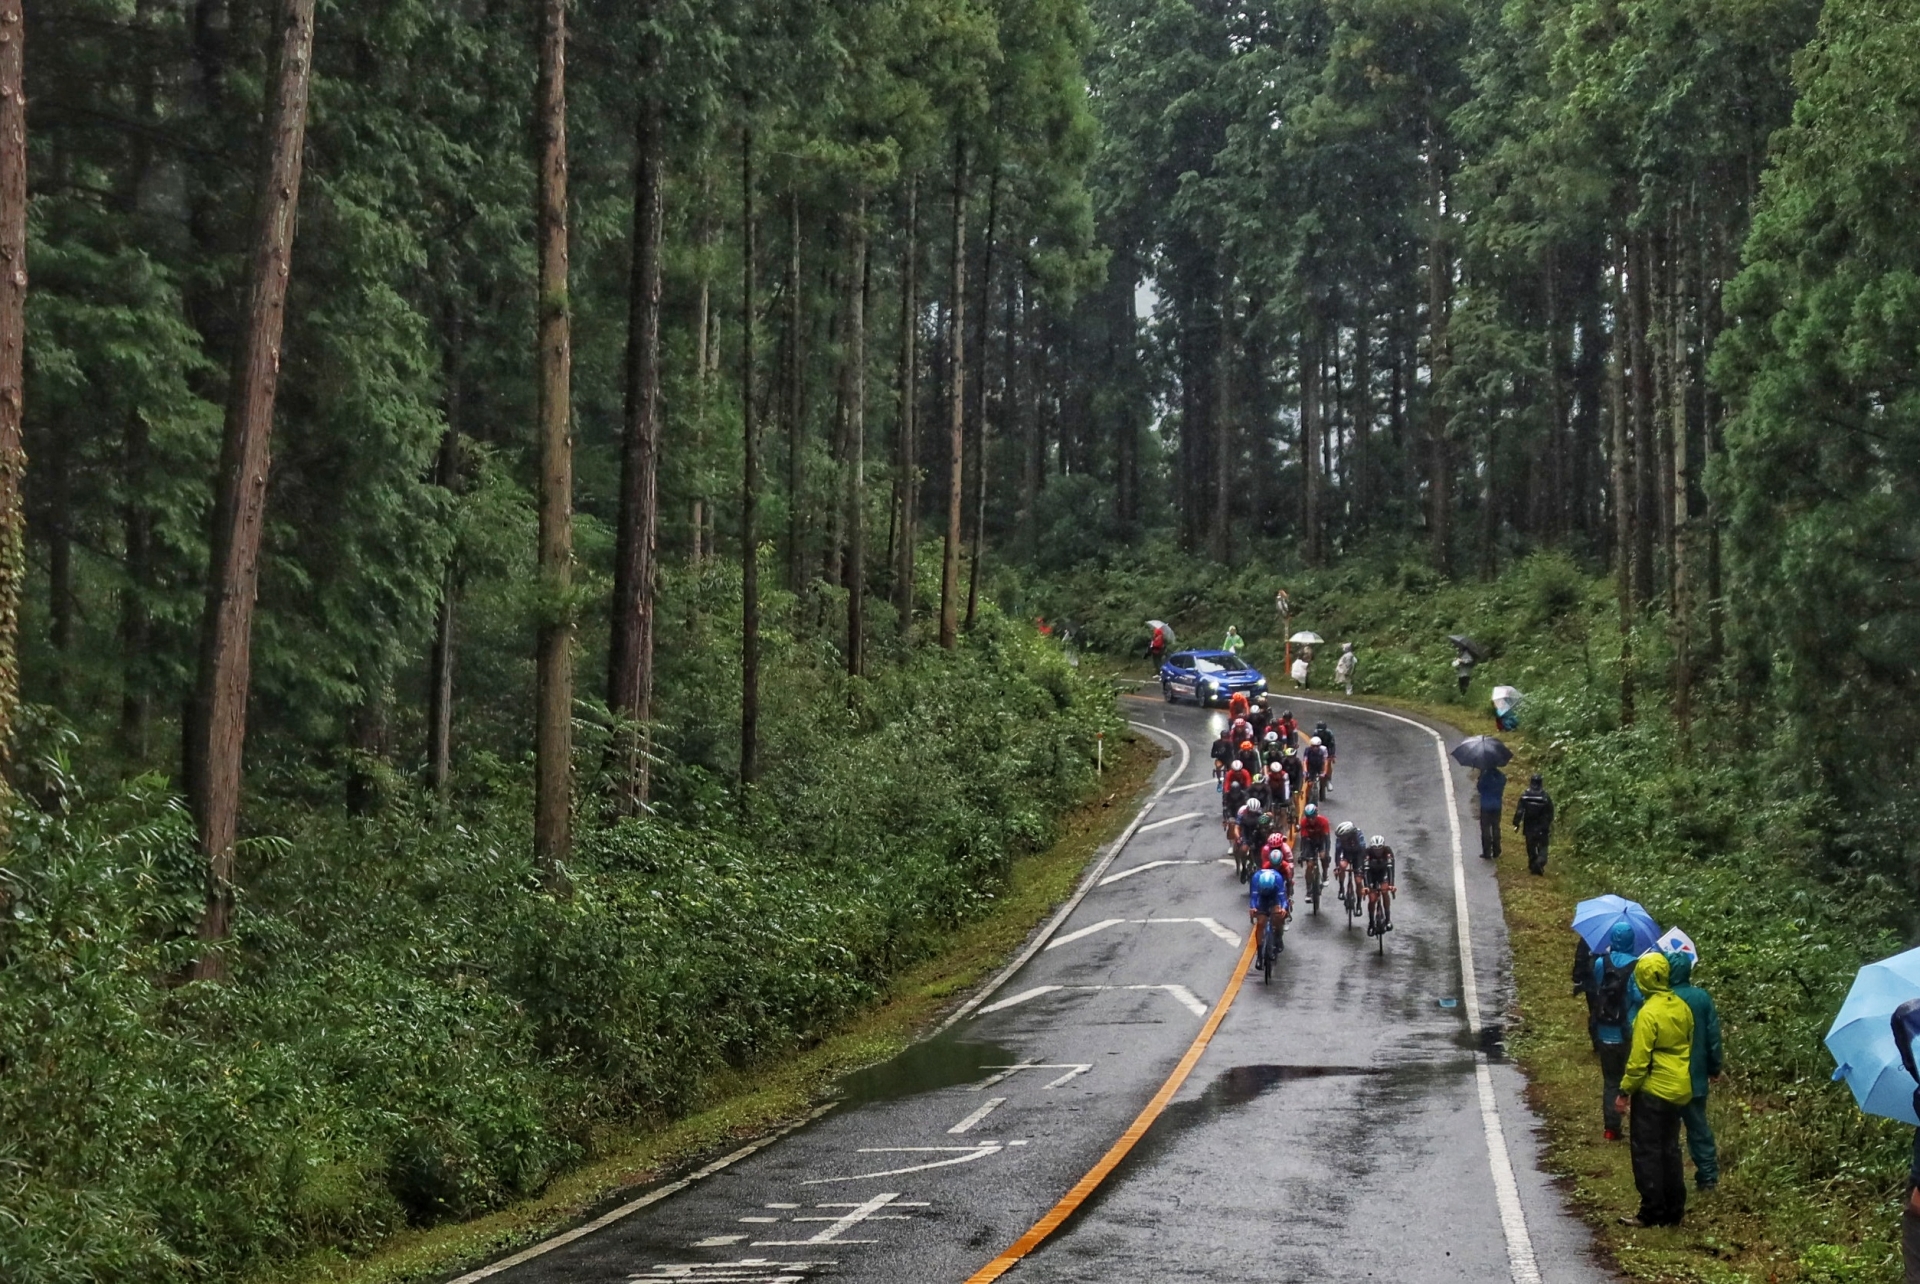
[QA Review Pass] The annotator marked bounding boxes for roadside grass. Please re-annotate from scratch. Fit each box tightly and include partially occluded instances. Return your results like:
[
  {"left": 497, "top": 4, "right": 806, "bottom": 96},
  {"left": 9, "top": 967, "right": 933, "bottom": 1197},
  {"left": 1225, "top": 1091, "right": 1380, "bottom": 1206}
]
[{"left": 254, "top": 731, "right": 1162, "bottom": 1284}]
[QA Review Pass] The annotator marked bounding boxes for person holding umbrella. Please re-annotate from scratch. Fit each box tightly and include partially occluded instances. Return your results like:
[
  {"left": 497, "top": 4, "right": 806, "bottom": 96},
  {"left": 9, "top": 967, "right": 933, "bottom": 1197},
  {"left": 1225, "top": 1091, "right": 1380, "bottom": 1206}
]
[
  {"left": 1451, "top": 735, "right": 1513, "bottom": 860},
  {"left": 1147, "top": 620, "right": 1172, "bottom": 667},
  {"left": 1477, "top": 765, "right": 1507, "bottom": 860},
  {"left": 1449, "top": 635, "right": 1481, "bottom": 694},
  {"left": 1826, "top": 946, "right": 1920, "bottom": 1280},
  {"left": 1893, "top": 998, "right": 1920, "bottom": 1282},
  {"left": 1576, "top": 896, "right": 1660, "bottom": 1138}
]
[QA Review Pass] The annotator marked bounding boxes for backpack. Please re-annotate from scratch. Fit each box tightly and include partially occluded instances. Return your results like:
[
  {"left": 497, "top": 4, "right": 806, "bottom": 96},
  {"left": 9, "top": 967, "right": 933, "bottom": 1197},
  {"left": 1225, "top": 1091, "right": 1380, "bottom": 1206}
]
[{"left": 1595, "top": 956, "right": 1631, "bottom": 1027}]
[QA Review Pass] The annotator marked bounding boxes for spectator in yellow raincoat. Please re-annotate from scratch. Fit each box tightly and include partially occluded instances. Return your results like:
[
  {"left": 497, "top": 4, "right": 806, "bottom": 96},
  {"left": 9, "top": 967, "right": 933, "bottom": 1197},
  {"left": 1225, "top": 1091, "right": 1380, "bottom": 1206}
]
[{"left": 1614, "top": 951, "right": 1696, "bottom": 1228}]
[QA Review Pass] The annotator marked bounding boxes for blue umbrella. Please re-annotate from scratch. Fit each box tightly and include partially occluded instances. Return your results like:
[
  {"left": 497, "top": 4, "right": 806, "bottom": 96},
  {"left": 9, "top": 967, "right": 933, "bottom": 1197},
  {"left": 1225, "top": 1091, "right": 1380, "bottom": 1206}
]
[
  {"left": 1570, "top": 895, "right": 1660, "bottom": 954},
  {"left": 1827, "top": 947, "right": 1920, "bottom": 1126}
]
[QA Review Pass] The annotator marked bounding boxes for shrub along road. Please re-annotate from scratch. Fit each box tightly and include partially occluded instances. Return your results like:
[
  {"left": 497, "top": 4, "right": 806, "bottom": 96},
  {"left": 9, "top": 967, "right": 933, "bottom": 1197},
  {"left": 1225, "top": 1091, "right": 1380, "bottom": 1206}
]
[{"left": 458, "top": 696, "right": 1613, "bottom": 1283}]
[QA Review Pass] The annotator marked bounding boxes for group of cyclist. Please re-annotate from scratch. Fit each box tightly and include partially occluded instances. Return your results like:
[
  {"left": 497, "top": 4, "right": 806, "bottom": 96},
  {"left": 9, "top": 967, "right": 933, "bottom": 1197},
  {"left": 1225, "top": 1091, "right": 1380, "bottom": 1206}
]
[{"left": 1209, "top": 692, "right": 1398, "bottom": 968}]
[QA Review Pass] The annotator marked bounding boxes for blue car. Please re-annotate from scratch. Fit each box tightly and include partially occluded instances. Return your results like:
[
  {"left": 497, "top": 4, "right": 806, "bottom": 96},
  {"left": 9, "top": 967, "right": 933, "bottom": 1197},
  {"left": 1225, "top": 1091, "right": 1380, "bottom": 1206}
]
[{"left": 1159, "top": 649, "right": 1267, "bottom": 707}]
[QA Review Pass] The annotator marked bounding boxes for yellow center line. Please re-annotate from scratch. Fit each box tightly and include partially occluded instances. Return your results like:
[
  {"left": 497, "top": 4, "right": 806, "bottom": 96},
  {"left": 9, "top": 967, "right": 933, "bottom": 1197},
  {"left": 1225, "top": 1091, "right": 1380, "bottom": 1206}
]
[{"left": 962, "top": 928, "right": 1261, "bottom": 1283}]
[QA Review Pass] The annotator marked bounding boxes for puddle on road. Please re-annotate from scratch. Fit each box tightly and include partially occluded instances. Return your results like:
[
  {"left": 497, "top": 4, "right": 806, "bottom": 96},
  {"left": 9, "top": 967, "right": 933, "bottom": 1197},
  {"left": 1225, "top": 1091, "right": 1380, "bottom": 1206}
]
[{"left": 827, "top": 1037, "right": 1018, "bottom": 1107}]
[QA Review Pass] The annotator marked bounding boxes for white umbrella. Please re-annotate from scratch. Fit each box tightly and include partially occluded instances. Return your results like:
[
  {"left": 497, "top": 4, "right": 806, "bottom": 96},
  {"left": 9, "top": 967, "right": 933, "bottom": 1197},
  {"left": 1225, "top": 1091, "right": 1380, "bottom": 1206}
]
[
  {"left": 1289, "top": 631, "right": 1324, "bottom": 645},
  {"left": 1146, "top": 619, "right": 1176, "bottom": 649},
  {"left": 1656, "top": 926, "right": 1698, "bottom": 962},
  {"left": 1492, "top": 685, "right": 1522, "bottom": 715}
]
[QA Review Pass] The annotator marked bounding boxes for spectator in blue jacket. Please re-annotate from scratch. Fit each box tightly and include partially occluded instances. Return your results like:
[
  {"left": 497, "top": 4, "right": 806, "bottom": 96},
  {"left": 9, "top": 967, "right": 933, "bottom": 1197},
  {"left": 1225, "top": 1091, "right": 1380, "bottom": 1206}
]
[
  {"left": 1592, "top": 920, "right": 1640, "bottom": 1140},
  {"left": 1477, "top": 766, "right": 1507, "bottom": 860}
]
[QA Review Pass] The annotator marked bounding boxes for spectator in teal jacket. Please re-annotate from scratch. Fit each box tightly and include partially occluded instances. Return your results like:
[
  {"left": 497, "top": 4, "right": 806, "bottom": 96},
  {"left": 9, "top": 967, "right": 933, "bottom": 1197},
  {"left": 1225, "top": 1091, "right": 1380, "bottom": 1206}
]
[{"left": 1667, "top": 952, "right": 1724, "bottom": 1190}]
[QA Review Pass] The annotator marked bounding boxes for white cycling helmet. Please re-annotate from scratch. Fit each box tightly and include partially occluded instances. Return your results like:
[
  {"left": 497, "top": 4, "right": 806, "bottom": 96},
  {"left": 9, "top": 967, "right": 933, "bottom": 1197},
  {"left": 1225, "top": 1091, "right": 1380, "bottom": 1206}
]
[
  {"left": 1335, "top": 821, "right": 1358, "bottom": 837},
  {"left": 1369, "top": 835, "right": 1387, "bottom": 848},
  {"left": 1230, "top": 760, "right": 1243, "bottom": 771},
  {"left": 1310, "top": 736, "right": 1322, "bottom": 746}
]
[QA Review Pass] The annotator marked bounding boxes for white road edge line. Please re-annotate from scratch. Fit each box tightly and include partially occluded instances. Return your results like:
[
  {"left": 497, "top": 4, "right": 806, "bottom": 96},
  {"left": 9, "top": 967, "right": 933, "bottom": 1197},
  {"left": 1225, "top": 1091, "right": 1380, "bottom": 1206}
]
[
  {"left": 1167, "top": 778, "right": 1217, "bottom": 793},
  {"left": 1286, "top": 695, "right": 1541, "bottom": 1284},
  {"left": 948, "top": 1097, "right": 1007, "bottom": 1134},
  {"left": 445, "top": 1103, "right": 837, "bottom": 1283},
  {"left": 934, "top": 719, "right": 1190, "bottom": 1035}
]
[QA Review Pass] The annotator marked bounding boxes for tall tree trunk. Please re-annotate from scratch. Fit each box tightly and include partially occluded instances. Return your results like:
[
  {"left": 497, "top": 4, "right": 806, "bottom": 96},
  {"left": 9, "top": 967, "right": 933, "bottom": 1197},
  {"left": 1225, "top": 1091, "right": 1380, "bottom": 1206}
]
[
  {"left": 1210, "top": 277, "right": 1233, "bottom": 563},
  {"left": 1704, "top": 208, "right": 1729, "bottom": 666},
  {"left": 121, "top": 409, "right": 153, "bottom": 758},
  {"left": 0, "top": 0, "right": 20, "bottom": 787},
  {"left": 1545, "top": 248, "right": 1568, "bottom": 542},
  {"left": 691, "top": 170, "right": 713, "bottom": 565},
  {"left": 185, "top": 0, "right": 315, "bottom": 974},
  {"left": 531, "top": 0, "right": 573, "bottom": 880},
  {"left": 1609, "top": 236, "right": 1636, "bottom": 726},
  {"left": 1653, "top": 227, "right": 1677, "bottom": 600},
  {"left": 1426, "top": 140, "right": 1453, "bottom": 573},
  {"left": 608, "top": 68, "right": 664, "bottom": 811},
  {"left": 426, "top": 326, "right": 462, "bottom": 795},
  {"left": 1629, "top": 229, "right": 1656, "bottom": 608},
  {"left": 1115, "top": 265, "right": 1139, "bottom": 536},
  {"left": 937, "top": 141, "right": 968, "bottom": 650},
  {"left": 45, "top": 426, "right": 71, "bottom": 683},
  {"left": 785, "top": 190, "right": 805, "bottom": 592},
  {"left": 1021, "top": 276, "right": 1042, "bottom": 558},
  {"left": 891, "top": 178, "right": 918, "bottom": 638},
  {"left": 1670, "top": 206, "right": 1693, "bottom": 752},
  {"left": 845, "top": 195, "right": 869, "bottom": 676},
  {"left": 965, "top": 172, "right": 997, "bottom": 630},
  {"left": 739, "top": 124, "right": 761, "bottom": 784},
  {"left": 1303, "top": 320, "right": 1324, "bottom": 565},
  {"left": 1352, "top": 301, "right": 1371, "bottom": 527}
]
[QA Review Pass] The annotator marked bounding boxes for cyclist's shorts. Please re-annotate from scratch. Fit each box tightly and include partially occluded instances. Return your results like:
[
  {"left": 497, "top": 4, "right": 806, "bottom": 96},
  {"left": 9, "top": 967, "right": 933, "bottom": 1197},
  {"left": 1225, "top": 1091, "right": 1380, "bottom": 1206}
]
[{"left": 1363, "top": 860, "right": 1392, "bottom": 887}]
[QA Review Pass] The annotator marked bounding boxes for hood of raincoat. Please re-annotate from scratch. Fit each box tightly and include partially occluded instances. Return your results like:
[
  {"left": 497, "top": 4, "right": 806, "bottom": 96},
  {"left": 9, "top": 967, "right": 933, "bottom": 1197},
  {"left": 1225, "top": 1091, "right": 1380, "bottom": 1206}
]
[
  {"left": 1608, "top": 921, "right": 1637, "bottom": 954},
  {"left": 1667, "top": 952, "right": 1694, "bottom": 986},
  {"left": 1635, "top": 950, "right": 1672, "bottom": 995}
]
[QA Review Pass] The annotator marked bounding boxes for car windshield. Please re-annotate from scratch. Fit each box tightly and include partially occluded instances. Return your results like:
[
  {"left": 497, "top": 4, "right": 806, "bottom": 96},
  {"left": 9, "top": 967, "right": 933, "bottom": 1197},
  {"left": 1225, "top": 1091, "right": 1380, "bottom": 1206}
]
[{"left": 1194, "top": 655, "right": 1249, "bottom": 674}]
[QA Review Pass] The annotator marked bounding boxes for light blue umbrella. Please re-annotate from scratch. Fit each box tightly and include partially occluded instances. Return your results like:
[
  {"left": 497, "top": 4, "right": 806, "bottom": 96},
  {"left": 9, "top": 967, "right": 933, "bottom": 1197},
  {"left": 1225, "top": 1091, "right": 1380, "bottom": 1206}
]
[
  {"left": 1827, "top": 946, "right": 1920, "bottom": 1126},
  {"left": 1570, "top": 895, "right": 1660, "bottom": 953}
]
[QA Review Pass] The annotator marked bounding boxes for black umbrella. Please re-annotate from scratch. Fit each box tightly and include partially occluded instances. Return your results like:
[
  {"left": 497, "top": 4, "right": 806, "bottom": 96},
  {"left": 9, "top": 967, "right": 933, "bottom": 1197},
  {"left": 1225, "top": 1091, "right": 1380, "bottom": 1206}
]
[
  {"left": 1450, "top": 735, "right": 1512, "bottom": 769},
  {"left": 1447, "top": 633, "right": 1485, "bottom": 660}
]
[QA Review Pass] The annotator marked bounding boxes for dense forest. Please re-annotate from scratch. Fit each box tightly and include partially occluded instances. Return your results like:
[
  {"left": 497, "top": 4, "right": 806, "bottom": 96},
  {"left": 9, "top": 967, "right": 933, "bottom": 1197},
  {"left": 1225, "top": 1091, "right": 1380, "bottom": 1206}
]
[{"left": 2, "top": 0, "right": 1918, "bottom": 1277}]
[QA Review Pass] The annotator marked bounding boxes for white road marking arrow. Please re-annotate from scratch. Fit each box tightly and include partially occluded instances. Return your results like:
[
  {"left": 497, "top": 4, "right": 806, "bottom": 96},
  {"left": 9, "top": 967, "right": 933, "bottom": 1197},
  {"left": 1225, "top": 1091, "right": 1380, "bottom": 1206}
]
[
  {"left": 751, "top": 1192, "right": 924, "bottom": 1243},
  {"left": 799, "top": 1146, "right": 1004, "bottom": 1186},
  {"left": 1098, "top": 858, "right": 1232, "bottom": 886},
  {"left": 947, "top": 1097, "right": 1006, "bottom": 1133},
  {"left": 970, "top": 1063, "right": 1092, "bottom": 1091},
  {"left": 1135, "top": 810, "right": 1205, "bottom": 833},
  {"left": 975, "top": 984, "right": 1208, "bottom": 1018},
  {"left": 1043, "top": 917, "right": 1240, "bottom": 950}
]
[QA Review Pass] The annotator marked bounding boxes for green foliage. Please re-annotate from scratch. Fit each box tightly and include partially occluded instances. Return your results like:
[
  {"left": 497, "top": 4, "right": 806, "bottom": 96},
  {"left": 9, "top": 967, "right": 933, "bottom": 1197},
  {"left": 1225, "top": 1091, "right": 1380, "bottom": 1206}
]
[
  {"left": 0, "top": 615, "right": 1113, "bottom": 1283},
  {"left": 1714, "top": 0, "right": 1920, "bottom": 870}
]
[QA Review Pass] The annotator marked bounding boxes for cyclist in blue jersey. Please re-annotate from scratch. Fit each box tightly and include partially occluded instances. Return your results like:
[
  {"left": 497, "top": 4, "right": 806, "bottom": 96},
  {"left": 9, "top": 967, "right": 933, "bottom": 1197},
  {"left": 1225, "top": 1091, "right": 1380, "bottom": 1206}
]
[{"left": 1248, "top": 857, "right": 1290, "bottom": 971}]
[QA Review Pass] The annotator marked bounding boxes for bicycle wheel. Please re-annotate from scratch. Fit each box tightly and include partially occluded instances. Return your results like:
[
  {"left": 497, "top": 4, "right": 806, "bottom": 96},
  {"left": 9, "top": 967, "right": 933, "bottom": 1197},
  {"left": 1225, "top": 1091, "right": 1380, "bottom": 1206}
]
[
  {"left": 1260, "top": 919, "right": 1274, "bottom": 984},
  {"left": 1306, "top": 858, "right": 1321, "bottom": 915}
]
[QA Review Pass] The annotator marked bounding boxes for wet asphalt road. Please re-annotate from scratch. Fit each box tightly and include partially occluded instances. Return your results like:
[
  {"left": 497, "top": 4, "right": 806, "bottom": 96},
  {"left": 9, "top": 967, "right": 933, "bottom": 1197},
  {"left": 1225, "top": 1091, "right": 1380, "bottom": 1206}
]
[{"left": 465, "top": 696, "right": 1614, "bottom": 1284}]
